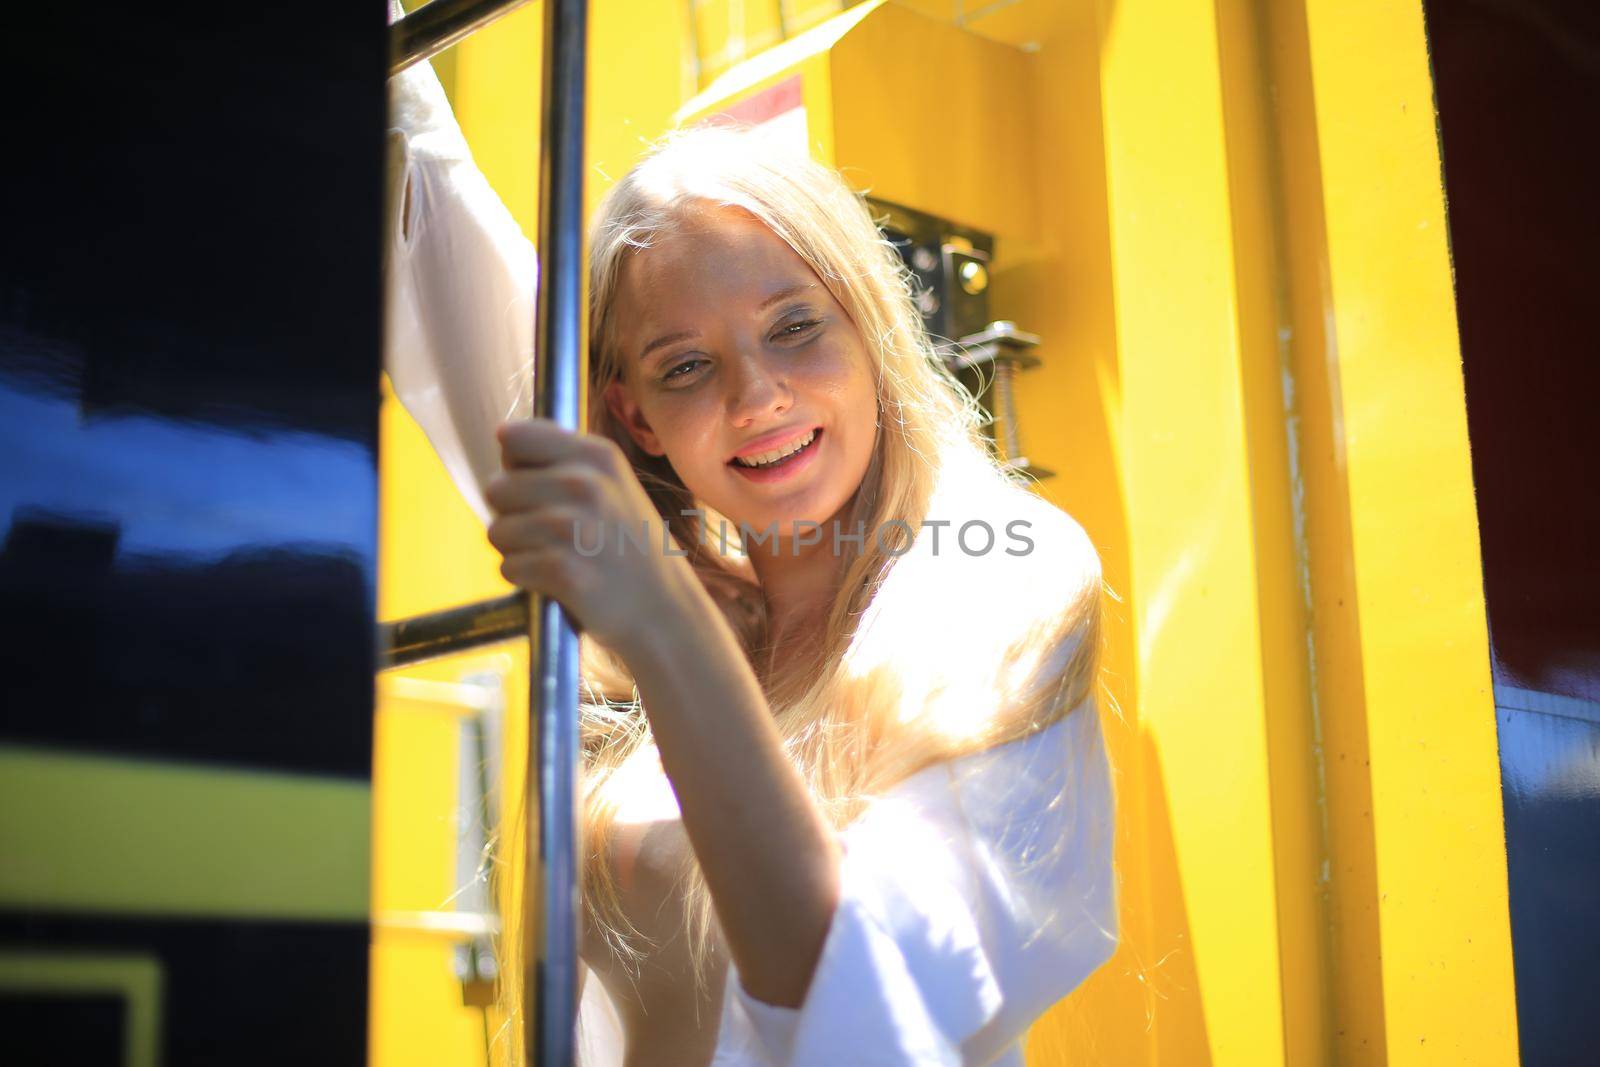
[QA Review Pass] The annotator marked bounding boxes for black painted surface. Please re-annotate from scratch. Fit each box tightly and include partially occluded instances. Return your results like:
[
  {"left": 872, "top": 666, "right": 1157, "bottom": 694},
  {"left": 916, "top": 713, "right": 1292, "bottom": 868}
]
[
  {"left": 1424, "top": 0, "right": 1600, "bottom": 705},
  {"left": 0, "top": 1, "right": 385, "bottom": 777},
  {"left": 1424, "top": 2, "right": 1600, "bottom": 1064},
  {"left": 0, "top": 994, "right": 125, "bottom": 1066},
  {"left": 0, "top": 3, "right": 382, "bottom": 1060},
  {"left": 0, "top": 913, "right": 369, "bottom": 1066}
]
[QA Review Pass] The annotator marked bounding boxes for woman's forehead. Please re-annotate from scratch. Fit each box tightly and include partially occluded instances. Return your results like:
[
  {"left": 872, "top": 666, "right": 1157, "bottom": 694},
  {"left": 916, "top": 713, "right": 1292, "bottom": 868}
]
[
  {"left": 627, "top": 209, "right": 797, "bottom": 276},
  {"left": 615, "top": 207, "right": 819, "bottom": 313}
]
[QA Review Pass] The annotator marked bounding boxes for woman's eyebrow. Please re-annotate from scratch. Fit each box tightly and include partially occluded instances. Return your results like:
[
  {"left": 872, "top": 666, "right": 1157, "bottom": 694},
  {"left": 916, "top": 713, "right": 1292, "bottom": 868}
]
[
  {"left": 639, "top": 330, "right": 698, "bottom": 363},
  {"left": 637, "top": 284, "right": 817, "bottom": 362},
  {"left": 757, "top": 282, "right": 816, "bottom": 311}
]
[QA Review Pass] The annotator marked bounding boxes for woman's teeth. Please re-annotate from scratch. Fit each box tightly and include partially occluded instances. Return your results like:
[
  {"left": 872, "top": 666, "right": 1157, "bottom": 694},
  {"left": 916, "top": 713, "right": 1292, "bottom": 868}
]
[{"left": 734, "top": 429, "right": 817, "bottom": 468}]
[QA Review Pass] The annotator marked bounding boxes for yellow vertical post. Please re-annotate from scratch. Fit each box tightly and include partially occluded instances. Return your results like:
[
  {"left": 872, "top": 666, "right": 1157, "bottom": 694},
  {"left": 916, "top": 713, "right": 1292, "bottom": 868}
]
[
  {"left": 1291, "top": 1, "right": 1521, "bottom": 1062},
  {"left": 1091, "top": 0, "right": 1291, "bottom": 1061},
  {"left": 1213, "top": 1, "right": 1335, "bottom": 1062}
]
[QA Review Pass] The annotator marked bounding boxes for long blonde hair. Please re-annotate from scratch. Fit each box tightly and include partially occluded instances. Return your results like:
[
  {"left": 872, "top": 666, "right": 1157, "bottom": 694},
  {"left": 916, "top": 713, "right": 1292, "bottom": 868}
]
[{"left": 496, "top": 121, "right": 1103, "bottom": 1056}]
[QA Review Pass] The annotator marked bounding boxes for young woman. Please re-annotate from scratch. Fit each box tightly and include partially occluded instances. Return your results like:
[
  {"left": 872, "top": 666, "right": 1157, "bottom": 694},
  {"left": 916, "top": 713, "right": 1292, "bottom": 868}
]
[{"left": 386, "top": 39, "right": 1118, "bottom": 1067}]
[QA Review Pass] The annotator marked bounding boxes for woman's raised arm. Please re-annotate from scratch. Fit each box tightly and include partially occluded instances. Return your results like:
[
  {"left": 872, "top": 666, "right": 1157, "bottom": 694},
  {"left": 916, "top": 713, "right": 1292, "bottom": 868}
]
[{"left": 385, "top": 0, "right": 535, "bottom": 525}]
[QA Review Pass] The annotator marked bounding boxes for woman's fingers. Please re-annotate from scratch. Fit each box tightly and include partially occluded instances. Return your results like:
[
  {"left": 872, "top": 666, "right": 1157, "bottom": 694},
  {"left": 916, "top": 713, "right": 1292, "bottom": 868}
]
[
  {"left": 485, "top": 462, "right": 600, "bottom": 514},
  {"left": 498, "top": 547, "right": 564, "bottom": 596},
  {"left": 497, "top": 546, "right": 606, "bottom": 618},
  {"left": 497, "top": 418, "right": 581, "bottom": 471},
  {"left": 486, "top": 508, "right": 587, "bottom": 556},
  {"left": 497, "top": 418, "right": 622, "bottom": 472}
]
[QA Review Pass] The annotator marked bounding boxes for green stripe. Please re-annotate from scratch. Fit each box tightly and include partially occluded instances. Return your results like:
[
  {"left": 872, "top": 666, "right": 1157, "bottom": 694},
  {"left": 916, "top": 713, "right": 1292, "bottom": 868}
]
[
  {"left": 0, "top": 746, "right": 369, "bottom": 921},
  {"left": 0, "top": 951, "right": 163, "bottom": 1067}
]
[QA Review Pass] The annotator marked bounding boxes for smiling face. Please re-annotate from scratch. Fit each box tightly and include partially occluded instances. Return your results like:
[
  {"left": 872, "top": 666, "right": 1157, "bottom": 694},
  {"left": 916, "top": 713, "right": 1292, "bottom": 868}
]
[{"left": 602, "top": 204, "right": 880, "bottom": 540}]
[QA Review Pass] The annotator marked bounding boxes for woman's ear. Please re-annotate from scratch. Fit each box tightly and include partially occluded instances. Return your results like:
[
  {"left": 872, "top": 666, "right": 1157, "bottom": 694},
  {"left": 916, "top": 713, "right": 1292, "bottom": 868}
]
[{"left": 603, "top": 380, "right": 666, "bottom": 457}]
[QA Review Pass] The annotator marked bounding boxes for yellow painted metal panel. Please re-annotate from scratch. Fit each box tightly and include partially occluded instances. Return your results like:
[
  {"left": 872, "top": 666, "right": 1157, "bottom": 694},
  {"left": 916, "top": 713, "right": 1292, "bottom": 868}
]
[
  {"left": 1212, "top": 1, "right": 1334, "bottom": 1062},
  {"left": 373, "top": 379, "right": 520, "bottom": 1067},
  {"left": 453, "top": 1, "right": 544, "bottom": 238},
  {"left": 376, "top": 377, "right": 514, "bottom": 624},
  {"left": 588, "top": 0, "right": 699, "bottom": 217},
  {"left": 1263, "top": 2, "right": 1389, "bottom": 1059},
  {"left": 889, "top": 0, "right": 953, "bottom": 20},
  {"left": 1297, "top": 2, "right": 1520, "bottom": 1063},
  {"left": 0, "top": 747, "right": 369, "bottom": 920},
  {"left": 371, "top": 678, "right": 468, "bottom": 917},
  {"left": 369, "top": 937, "right": 494, "bottom": 1067},
  {"left": 789, "top": 0, "right": 854, "bottom": 31},
  {"left": 1093, "top": 0, "right": 1288, "bottom": 1061},
  {"left": 800, "top": 54, "right": 837, "bottom": 163},
  {"left": 677, "top": 0, "right": 879, "bottom": 144},
  {"left": 830, "top": 2, "right": 1037, "bottom": 239},
  {"left": 692, "top": 0, "right": 787, "bottom": 86}
]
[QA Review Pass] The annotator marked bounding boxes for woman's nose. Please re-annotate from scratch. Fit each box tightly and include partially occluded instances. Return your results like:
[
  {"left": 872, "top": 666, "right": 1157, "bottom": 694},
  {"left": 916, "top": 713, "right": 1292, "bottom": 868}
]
[{"left": 725, "top": 350, "right": 792, "bottom": 424}]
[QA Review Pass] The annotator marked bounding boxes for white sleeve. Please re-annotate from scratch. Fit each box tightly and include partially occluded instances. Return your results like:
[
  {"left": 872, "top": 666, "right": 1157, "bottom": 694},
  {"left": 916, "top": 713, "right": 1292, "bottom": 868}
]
[
  {"left": 724, "top": 700, "right": 1119, "bottom": 1067},
  {"left": 576, "top": 960, "right": 625, "bottom": 1067},
  {"left": 384, "top": 2, "right": 536, "bottom": 525}
]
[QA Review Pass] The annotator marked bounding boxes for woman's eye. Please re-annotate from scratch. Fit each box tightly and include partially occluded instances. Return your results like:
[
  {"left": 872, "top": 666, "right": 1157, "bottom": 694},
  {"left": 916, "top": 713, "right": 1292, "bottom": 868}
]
[
  {"left": 659, "top": 322, "right": 818, "bottom": 384},
  {"left": 777, "top": 319, "right": 822, "bottom": 341},
  {"left": 662, "top": 358, "right": 705, "bottom": 382}
]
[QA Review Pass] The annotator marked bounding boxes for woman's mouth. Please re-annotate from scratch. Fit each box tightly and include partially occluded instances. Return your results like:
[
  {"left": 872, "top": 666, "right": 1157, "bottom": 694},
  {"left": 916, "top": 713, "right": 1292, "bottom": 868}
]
[{"left": 728, "top": 428, "right": 823, "bottom": 484}]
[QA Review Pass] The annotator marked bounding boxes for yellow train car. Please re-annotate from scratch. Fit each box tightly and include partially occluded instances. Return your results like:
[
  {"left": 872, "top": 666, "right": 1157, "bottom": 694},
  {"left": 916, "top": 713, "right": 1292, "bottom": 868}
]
[
  {"left": 371, "top": 1, "right": 1598, "bottom": 1065},
  {"left": 3, "top": 0, "right": 1591, "bottom": 1065}
]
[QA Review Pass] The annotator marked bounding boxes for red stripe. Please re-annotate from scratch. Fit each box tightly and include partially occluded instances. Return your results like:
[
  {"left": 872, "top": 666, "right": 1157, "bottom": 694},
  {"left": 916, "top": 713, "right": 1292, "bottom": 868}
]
[{"left": 712, "top": 74, "right": 803, "bottom": 127}]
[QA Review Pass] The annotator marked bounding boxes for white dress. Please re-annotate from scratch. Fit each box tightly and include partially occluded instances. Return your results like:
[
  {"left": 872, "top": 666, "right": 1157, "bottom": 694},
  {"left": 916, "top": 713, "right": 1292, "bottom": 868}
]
[{"left": 383, "top": 42, "right": 1120, "bottom": 1067}]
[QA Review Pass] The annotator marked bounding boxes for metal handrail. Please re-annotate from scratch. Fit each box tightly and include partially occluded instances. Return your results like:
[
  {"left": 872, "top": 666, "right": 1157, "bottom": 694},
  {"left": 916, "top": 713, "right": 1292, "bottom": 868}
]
[
  {"left": 527, "top": 4, "right": 588, "bottom": 1064},
  {"left": 389, "top": 0, "right": 537, "bottom": 76}
]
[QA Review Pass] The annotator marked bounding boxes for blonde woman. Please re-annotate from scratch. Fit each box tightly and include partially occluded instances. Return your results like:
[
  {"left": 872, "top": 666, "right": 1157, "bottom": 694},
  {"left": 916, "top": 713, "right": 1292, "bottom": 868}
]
[{"left": 386, "top": 38, "right": 1118, "bottom": 1067}]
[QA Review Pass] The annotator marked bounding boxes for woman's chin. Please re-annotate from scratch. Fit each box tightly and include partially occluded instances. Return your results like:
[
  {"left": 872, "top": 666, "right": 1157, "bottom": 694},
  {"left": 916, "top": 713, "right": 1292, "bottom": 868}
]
[{"left": 716, "top": 502, "right": 843, "bottom": 552}]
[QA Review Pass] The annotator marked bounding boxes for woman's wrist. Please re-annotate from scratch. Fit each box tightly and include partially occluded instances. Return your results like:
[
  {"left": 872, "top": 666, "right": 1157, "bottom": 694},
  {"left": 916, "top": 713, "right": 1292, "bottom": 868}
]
[{"left": 614, "top": 553, "right": 725, "bottom": 676}]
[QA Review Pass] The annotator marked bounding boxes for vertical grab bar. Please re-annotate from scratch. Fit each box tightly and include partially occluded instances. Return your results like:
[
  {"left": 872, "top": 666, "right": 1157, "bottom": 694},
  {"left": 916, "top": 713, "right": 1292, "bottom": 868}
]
[{"left": 529, "top": 0, "right": 587, "bottom": 1064}]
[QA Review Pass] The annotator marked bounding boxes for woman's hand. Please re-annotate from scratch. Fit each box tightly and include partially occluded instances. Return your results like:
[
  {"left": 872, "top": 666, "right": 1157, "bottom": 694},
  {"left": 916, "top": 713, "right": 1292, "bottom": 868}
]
[{"left": 485, "top": 418, "right": 692, "bottom": 657}]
